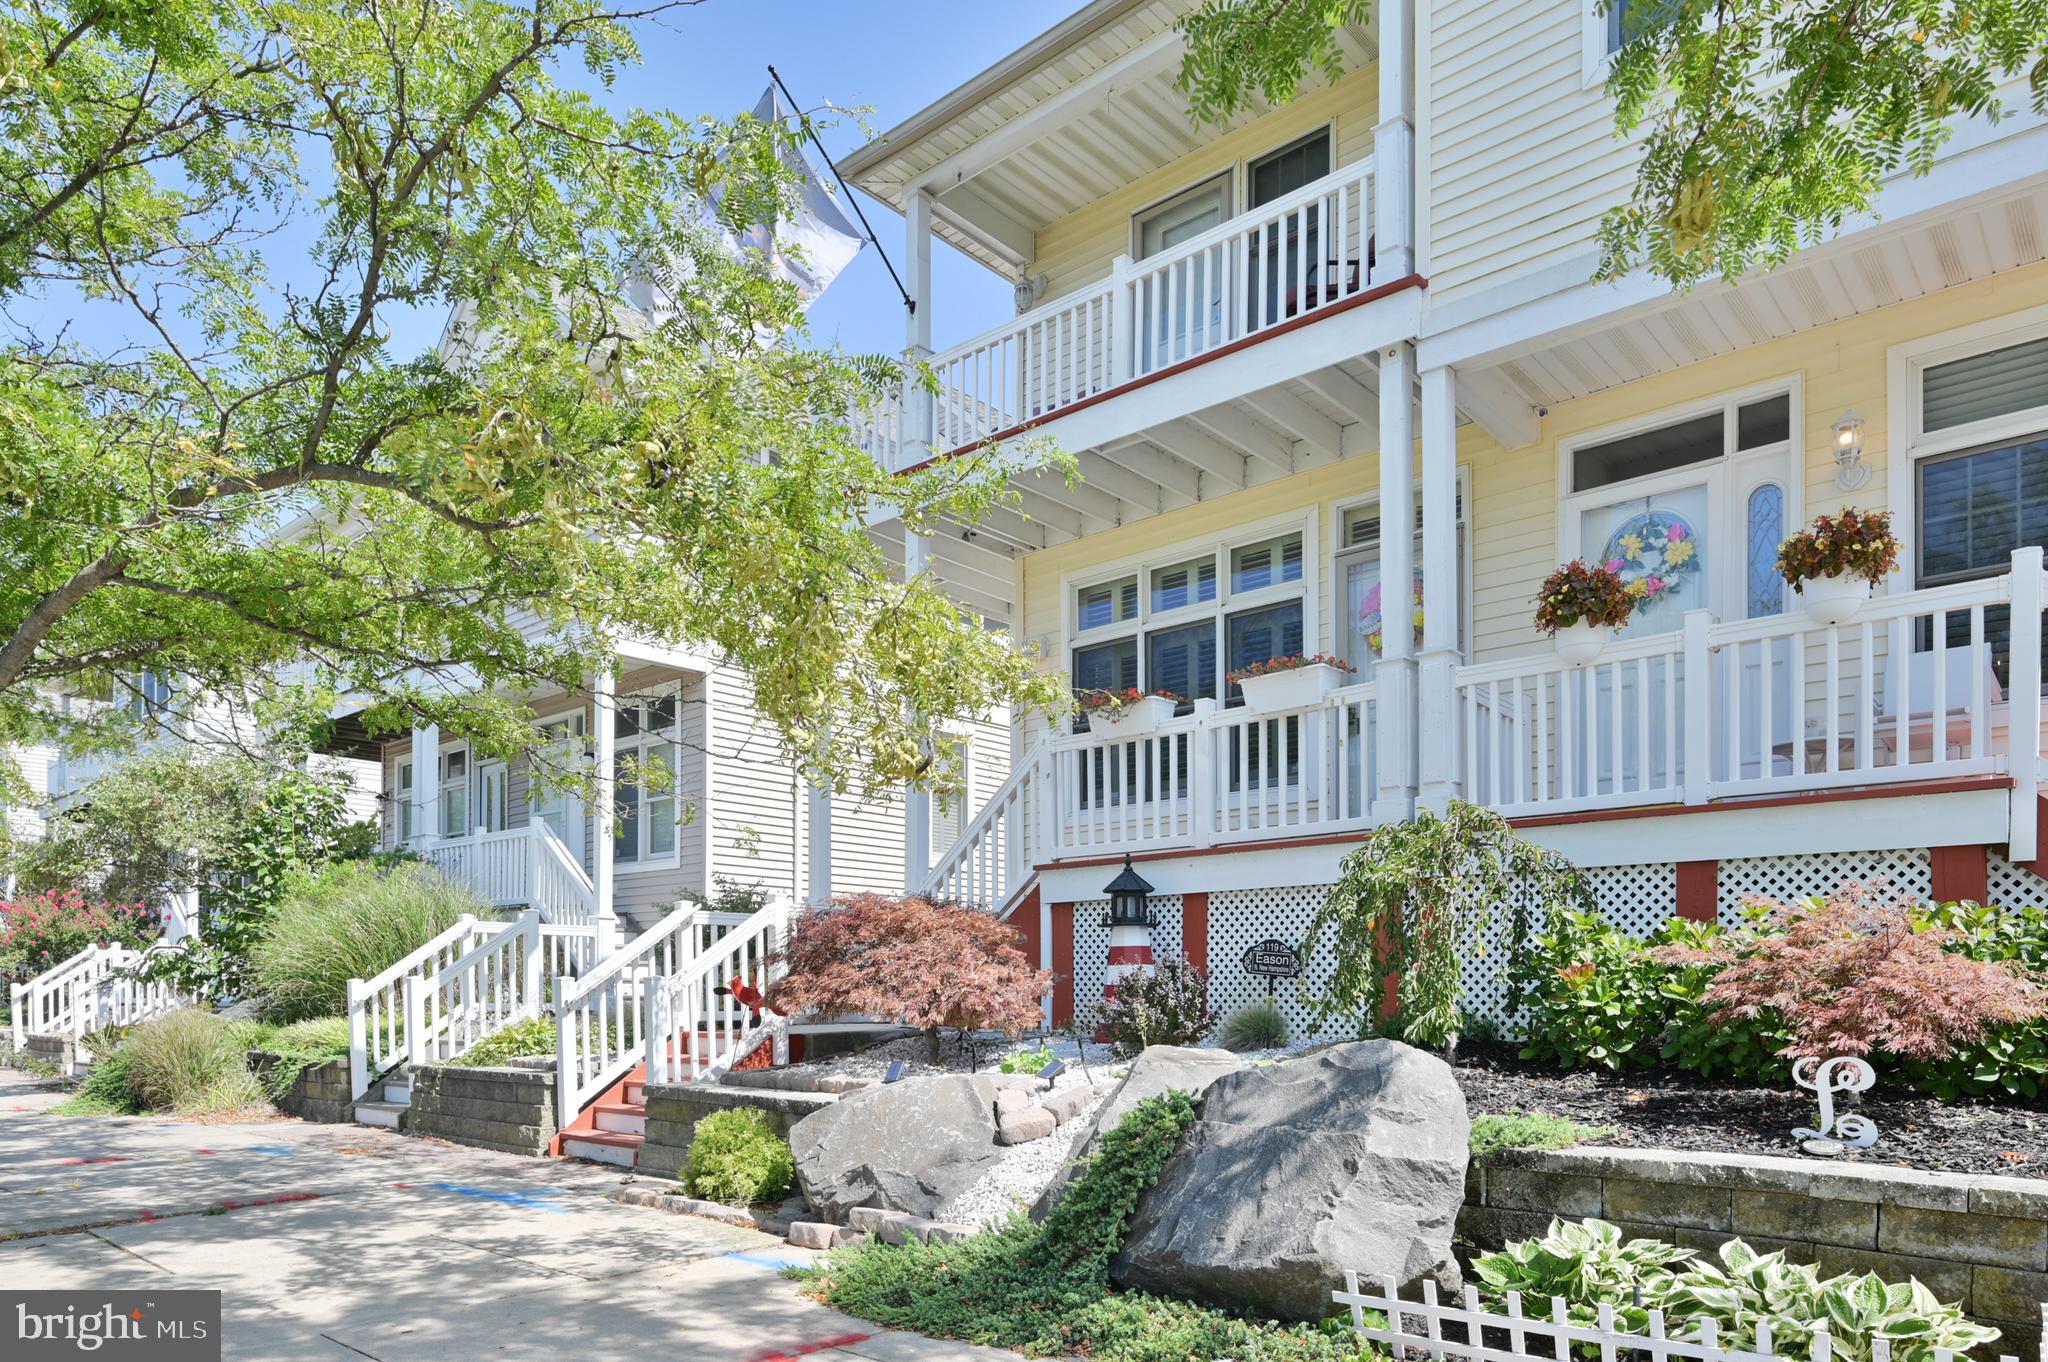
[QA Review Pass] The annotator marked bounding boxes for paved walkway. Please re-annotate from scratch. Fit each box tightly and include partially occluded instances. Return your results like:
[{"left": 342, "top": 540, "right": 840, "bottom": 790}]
[{"left": 0, "top": 1066, "right": 1012, "bottom": 1361}]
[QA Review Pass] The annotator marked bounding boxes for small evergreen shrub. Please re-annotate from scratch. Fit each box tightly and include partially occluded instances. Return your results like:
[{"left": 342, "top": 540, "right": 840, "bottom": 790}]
[
  {"left": 250, "top": 861, "right": 482, "bottom": 1021},
  {"left": 685, "top": 1108, "right": 795, "bottom": 1206},
  {"left": 1219, "top": 997, "right": 1289, "bottom": 1051},
  {"left": 60, "top": 1047, "right": 143, "bottom": 1115},
  {"left": 1469, "top": 1110, "right": 1613, "bottom": 1158},
  {"left": 1085, "top": 956, "right": 1215, "bottom": 1056}
]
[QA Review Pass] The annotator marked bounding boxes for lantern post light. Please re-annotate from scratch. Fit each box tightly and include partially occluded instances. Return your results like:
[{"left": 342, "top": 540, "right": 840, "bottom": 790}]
[{"left": 1097, "top": 856, "right": 1158, "bottom": 1039}]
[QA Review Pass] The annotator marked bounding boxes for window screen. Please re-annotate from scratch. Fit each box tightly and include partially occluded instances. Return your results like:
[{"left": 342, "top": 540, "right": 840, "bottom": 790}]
[{"left": 1923, "top": 337, "right": 2048, "bottom": 432}]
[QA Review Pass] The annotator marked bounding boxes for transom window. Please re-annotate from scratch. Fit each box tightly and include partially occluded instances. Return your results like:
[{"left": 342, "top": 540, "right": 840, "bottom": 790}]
[
  {"left": 1069, "top": 524, "right": 1311, "bottom": 719},
  {"left": 613, "top": 691, "right": 680, "bottom": 864}
]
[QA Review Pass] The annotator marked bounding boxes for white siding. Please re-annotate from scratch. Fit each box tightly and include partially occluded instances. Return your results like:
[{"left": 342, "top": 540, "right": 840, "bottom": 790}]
[
  {"left": 704, "top": 665, "right": 799, "bottom": 897},
  {"left": 5, "top": 742, "right": 55, "bottom": 843}
]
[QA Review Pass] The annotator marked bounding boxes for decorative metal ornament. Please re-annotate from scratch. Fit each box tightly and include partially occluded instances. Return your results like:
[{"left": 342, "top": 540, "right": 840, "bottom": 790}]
[{"left": 1791, "top": 1055, "right": 1879, "bottom": 1150}]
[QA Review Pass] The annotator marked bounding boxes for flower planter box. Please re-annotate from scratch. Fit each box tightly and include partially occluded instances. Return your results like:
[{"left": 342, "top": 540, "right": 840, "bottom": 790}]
[
  {"left": 1092, "top": 695, "right": 1177, "bottom": 735},
  {"left": 1237, "top": 663, "right": 1345, "bottom": 714}
]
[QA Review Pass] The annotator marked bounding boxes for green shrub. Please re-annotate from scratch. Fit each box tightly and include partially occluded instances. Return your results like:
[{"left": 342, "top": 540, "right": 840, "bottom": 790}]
[
  {"left": 685, "top": 1108, "right": 795, "bottom": 1206},
  {"left": 57, "top": 1047, "right": 143, "bottom": 1115},
  {"left": 793, "top": 1090, "right": 1375, "bottom": 1362},
  {"left": 247, "top": 1016, "right": 351, "bottom": 1104},
  {"left": 1469, "top": 1110, "right": 1613, "bottom": 1159},
  {"left": 250, "top": 861, "right": 482, "bottom": 1022},
  {"left": 1084, "top": 956, "right": 1215, "bottom": 1056},
  {"left": 1219, "top": 997, "right": 1289, "bottom": 1051},
  {"left": 1476, "top": 1218, "right": 2001, "bottom": 1362},
  {"left": 450, "top": 1015, "right": 558, "bottom": 1067},
  {"left": 998, "top": 1045, "right": 1053, "bottom": 1075},
  {"left": 58, "top": 1009, "right": 266, "bottom": 1117}
]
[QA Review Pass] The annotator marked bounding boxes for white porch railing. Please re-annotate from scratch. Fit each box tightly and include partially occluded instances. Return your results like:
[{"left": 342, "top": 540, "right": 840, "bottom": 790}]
[
  {"left": 421, "top": 821, "right": 595, "bottom": 925},
  {"left": 9, "top": 940, "right": 192, "bottom": 1055},
  {"left": 1457, "top": 548, "right": 2047, "bottom": 820},
  {"left": 920, "top": 682, "right": 1384, "bottom": 904},
  {"left": 643, "top": 895, "right": 793, "bottom": 1086},
  {"left": 1333, "top": 1275, "right": 2041, "bottom": 1362},
  {"left": 405, "top": 909, "right": 566, "bottom": 1068},
  {"left": 553, "top": 900, "right": 752, "bottom": 1125},
  {"left": 345, "top": 913, "right": 500, "bottom": 1100},
  {"left": 892, "top": 157, "right": 1378, "bottom": 464}
]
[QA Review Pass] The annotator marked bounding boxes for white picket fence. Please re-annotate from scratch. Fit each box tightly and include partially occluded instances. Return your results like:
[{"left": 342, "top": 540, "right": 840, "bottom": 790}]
[{"left": 1332, "top": 1277, "right": 2043, "bottom": 1362}]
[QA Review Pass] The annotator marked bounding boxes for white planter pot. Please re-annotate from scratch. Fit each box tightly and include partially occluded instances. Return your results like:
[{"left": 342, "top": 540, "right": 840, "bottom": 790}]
[
  {"left": 1552, "top": 620, "right": 1611, "bottom": 668},
  {"left": 1237, "top": 663, "right": 1344, "bottom": 714},
  {"left": 1799, "top": 571, "right": 1872, "bottom": 628},
  {"left": 1094, "top": 695, "right": 1176, "bottom": 735}
]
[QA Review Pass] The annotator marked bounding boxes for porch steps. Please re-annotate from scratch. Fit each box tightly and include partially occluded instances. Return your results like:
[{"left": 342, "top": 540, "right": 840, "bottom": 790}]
[
  {"left": 352, "top": 1069, "right": 413, "bottom": 1130},
  {"left": 559, "top": 1073, "right": 648, "bottom": 1166}
]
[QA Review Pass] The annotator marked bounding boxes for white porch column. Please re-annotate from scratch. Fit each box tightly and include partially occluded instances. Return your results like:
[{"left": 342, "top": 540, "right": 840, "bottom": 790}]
[
  {"left": 1417, "top": 365, "right": 1460, "bottom": 811},
  {"left": 901, "top": 534, "right": 935, "bottom": 892},
  {"left": 1376, "top": 341, "right": 1418, "bottom": 819},
  {"left": 901, "top": 188, "right": 935, "bottom": 459},
  {"left": 807, "top": 779, "right": 834, "bottom": 906},
  {"left": 590, "top": 665, "right": 620, "bottom": 957},
  {"left": 412, "top": 721, "right": 439, "bottom": 848},
  {"left": 1372, "top": 0, "right": 1415, "bottom": 279}
]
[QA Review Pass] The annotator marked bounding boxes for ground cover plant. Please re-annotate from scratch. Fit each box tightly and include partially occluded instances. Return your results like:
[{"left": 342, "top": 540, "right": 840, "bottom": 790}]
[
  {"left": 794, "top": 1090, "right": 1378, "bottom": 1362},
  {"left": 250, "top": 861, "right": 483, "bottom": 1022},
  {"left": 55, "top": 1009, "right": 269, "bottom": 1118},
  {"left": 684, "top": 1108, "right": 795, "bottom": 1207},
  {"left": 1468, "top": 1110, "right": 1614, "bottom": 1159},
  {"left": 1476, "top": 1218, "right": 2001, "bottom": 1362},
  {"left": 767, "top": 894, "right": 1051, "bottom": 1064},
  {"left": 248, "top": 1017, "right": 352, "bottom": 1105},
  {"left": 1515, "top": 888, "right": 2048, "bottom": 1101},
  {"left": 451, "top": 1016, "right": 559, "bottom": 1067}
]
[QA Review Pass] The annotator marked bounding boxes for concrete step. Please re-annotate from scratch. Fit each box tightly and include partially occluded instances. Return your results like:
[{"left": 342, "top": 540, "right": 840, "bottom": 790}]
[
  {"left": 593, "top": 1101, "right": 646, "bottom": 1137},
  {"left": 381, "top": 1080, "right": 412, "bottom": 1104},
  {"left": 353, "top": 1100, "right": 408, "bottom": 1130},
  {"left": 559, "top": 1128, "right": 641, "bottom": 1168}
]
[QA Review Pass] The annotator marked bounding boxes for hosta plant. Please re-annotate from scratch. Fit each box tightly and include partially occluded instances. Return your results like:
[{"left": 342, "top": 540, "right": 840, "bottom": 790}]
[{"left": 1472, "top": 1218, "right": 1690, "bottom": 1330}]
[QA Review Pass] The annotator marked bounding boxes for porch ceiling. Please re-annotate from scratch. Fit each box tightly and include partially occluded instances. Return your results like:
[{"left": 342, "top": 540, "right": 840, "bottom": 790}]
[
  {"left": 838, "top": 0, "right": 1375, "bottom": 277},
  {"left": 1476, "top": 182, "right": 2048, "bottom": 410}
]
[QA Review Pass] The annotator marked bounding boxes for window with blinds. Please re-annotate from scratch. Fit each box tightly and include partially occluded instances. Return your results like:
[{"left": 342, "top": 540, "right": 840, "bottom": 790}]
[
  {"left": 1150, "top": 557, "right": 1217, "bottom": 613},
  {"left": 1923, "top": 336, "right": 2048, "bottom": 432},
  {"left": 1076, "top": 575, "right": 1138, "bottom": 631},
  {"left": 1230, "top": 532, "right": 1304, "bottom": 592}
]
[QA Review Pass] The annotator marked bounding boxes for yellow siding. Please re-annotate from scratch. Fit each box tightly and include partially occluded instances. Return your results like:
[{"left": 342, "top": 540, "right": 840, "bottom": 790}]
[
  {"left": 1032, "top": 63, "right": 1381, "bottom": 304},
  {"left": 1463, "top": 261, "right": 2048, "bottom": 661}
]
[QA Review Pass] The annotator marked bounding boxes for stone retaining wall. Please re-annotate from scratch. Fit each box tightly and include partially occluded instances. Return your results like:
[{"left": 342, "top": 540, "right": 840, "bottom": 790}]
[
  {"left": 637, "top": 1082, "right": 837, "bottom": 1180},
  {"left": 1462, "top": 1147, "right": 2047, "bottom": 1358},
  {"left": 246, "top": 1051, "right": 351, "bottom": 1123},
  {"left": 406, "top": 1064, "right": 557, "bottom": 1157}
]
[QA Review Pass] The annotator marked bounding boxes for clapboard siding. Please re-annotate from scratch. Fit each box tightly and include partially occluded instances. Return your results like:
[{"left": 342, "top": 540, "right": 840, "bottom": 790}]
[
  {"left": 4, "top": 742, "right": 55, "bottom": 842},
  {"left": 704, "top": 665, "right": 799, "bottom": 897}
]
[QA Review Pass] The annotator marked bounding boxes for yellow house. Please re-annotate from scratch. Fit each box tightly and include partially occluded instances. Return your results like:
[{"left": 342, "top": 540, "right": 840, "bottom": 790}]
[{"left": 833, "top": 0, "right": 2048, "bottom": 1035}]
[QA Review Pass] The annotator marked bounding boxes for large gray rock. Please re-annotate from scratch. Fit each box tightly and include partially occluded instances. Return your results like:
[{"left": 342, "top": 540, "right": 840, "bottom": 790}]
[
  {"left": 1031, "top": 1046, "right": 1250, "bottom": 1219},
  {"left": 788, "top": 1074, "right": 1005, "bottom": 1222},
  {"left": 1111, "top": 1040, "right": 1469, "bottom": 1321}
]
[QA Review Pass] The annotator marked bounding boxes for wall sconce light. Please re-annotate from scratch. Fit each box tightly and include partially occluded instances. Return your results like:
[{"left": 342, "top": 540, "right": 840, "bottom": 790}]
[{"left": 1832, "top": 410, "right": 1870, "bottom": 492}]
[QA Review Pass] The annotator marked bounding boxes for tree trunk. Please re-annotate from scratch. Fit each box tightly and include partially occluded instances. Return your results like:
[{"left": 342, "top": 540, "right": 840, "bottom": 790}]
[{"left": 924, "top": 1026, "right": 941, "bottom": 1065}]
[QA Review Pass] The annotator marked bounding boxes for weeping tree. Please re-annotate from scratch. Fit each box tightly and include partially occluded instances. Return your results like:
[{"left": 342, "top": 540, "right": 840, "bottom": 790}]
[
  {"left": 0, "top": 0, "right": 1067, "bottom": 816},
  {"left": 1302, "top": 800, "right": 1596, "bottom": 1053}
]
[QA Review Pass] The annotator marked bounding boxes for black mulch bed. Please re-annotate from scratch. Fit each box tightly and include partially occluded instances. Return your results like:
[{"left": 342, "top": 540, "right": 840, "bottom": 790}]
[{"left": 1451, "top": 1042, "right": 2048, "bottom": 1180}]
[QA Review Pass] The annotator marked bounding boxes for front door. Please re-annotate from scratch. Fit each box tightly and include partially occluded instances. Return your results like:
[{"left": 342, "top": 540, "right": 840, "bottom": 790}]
[
  {"left": 476, "top": 760, "right": 509, "bottom": 834},
  {"left": 1136, "top": 175, "right": 1229, "bottom": 370},
  {"left": 530, "top": 714, "right": 586, "bottom": 865}
]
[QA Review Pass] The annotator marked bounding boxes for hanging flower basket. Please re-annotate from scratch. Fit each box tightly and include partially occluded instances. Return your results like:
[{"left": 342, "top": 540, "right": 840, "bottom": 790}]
[
  {"left": 1227, "top": 654, "right": 1355, "bottom": 714},
  {"left": 1778, "top": 509, "right": 1897, "bottom": 628},
  {"left": 1535, "top": 560, "right": 1640, "bottom": 667}
]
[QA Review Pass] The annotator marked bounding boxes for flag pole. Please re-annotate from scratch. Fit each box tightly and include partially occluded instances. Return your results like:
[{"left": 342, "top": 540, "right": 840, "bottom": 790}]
[{"left": 767, "top": 64, "right": 917, "bottom": 315}]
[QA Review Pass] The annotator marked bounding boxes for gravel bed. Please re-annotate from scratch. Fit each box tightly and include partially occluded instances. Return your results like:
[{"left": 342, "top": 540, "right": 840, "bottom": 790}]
[
  {"left": 1453, "top": 1042, "right": 2048, "bottom": 1179},
  {"left": 937, "top": 1081, "right": 1114, "bottom": 1229}
]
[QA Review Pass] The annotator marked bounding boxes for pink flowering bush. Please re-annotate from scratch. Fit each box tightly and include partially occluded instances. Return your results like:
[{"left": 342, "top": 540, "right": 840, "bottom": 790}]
[{"left": 0, "top": 890, "right": 158, "bottom": 979}]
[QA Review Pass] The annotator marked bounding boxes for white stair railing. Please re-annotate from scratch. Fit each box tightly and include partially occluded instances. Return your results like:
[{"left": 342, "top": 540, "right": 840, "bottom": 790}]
[
  {"left": 553, "top": 899, "right": 721, "bottom": 1126},
  {"left": 346, "top": 913, "right": 501, "bottom": 1100},
  {"left": 530, "top": 821, "right": 596, "bottom": 926},
  {"left": 405, "top": 910, "right": 551, "bottom": 1067},
  {"left": 10, "top": 940, "right": 191, "bottom": 1054},
  {"left": 644, "top": 894, "right": 794, "bottom": 1086},
  {"left": 921, "top": 749, "right": 1049, "bottom": 912}
]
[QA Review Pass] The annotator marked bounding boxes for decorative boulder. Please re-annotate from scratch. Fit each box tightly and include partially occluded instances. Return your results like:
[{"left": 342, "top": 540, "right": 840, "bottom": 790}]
[
  {"left": 1030, "top": 1045, "right": 1250, "bottom": 1219},
  {"left": 788, "top": 1074, "right": 1007, "bottom": 1222},
  {"left": 1111, "top": 1040, "right": 1468, "bottom": 1320}
]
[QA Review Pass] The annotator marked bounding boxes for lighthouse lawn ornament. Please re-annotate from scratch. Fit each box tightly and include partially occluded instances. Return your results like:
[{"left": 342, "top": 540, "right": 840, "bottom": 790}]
[{"left": 1097, "top": 855, "right": 1158, "bottom": 1040}]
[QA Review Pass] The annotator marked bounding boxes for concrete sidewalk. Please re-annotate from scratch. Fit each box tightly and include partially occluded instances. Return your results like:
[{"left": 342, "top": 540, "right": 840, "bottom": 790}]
[{"left": 0, "top": 1066, "right": 1015, "bottom": 1361}]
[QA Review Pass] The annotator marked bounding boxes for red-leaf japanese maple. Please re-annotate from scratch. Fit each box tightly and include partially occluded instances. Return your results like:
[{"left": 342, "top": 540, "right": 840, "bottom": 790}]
[
  {"left": 1681, "top": 884, "right": 2045, "bottom": 1062},
  {"left": 765, "top": 894, "right": 1053, "bottom": 1063}
]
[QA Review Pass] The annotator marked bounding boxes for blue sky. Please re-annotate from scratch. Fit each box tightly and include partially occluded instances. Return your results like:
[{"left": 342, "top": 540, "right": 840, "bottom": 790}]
[{"left": 604, "top": 0, "right": 1078, "bottom": 358}]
